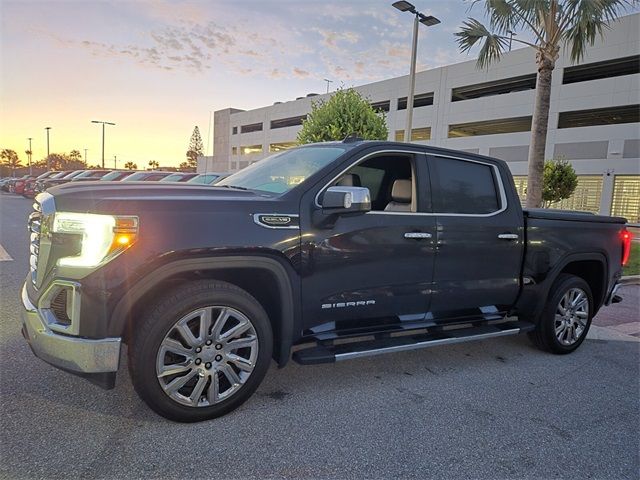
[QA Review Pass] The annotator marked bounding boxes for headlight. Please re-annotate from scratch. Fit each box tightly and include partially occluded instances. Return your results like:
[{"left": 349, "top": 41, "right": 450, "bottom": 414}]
[{"left": 52, "top": 212, "right": 138, "bottom": 267}]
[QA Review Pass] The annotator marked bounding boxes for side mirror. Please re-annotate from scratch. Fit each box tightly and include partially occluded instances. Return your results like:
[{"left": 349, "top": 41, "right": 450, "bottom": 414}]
[{"left": 321, "top": 186, "right": 371, "bottom": 214}]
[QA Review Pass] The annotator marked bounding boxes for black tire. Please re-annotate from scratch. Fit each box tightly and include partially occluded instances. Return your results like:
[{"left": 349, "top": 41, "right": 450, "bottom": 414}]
[
  {"left": 528, "top": 273, "right": 593, "bottom": 354},
  {"left": 129, "top": 280, "right": 273, "bottom": 422}
]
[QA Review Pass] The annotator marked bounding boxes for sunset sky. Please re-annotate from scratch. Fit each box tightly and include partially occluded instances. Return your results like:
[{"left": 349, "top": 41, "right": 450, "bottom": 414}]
[{"left": 2, "top": 0, "right": 491, "bottom": 168}]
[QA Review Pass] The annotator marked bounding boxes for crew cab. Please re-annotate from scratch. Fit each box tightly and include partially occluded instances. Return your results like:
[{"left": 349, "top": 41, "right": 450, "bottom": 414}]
[{"left": 21, "top": 140, "right": 631, "bottom": 422}]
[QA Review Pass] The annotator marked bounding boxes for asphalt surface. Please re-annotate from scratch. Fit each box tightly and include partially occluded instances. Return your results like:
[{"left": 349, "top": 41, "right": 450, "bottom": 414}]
[{"left": 1, "top": 193, "right": 639, "bottom": 480}]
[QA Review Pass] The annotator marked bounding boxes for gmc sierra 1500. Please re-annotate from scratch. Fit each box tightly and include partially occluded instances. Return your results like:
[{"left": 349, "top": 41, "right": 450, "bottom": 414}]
[{"left": 21, "top": 139, "right": 630, "bottom": 422}]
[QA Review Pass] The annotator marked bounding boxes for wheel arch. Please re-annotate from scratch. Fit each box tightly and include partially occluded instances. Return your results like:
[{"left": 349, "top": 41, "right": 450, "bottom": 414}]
[
  {"left": 111, "top": 255, "right": 298, "bottom": 367},
  {"left": 516, "top": 251, "right": 609, "bottom": 322}
]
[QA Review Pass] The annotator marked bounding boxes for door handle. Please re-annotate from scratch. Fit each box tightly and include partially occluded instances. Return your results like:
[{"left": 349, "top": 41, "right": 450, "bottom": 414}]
[
  {"left": 404, "top": 232, "right": 432, "bottom": 239},
  {"left": 498, "top": 233, "right": 519, "bottom": 240}
]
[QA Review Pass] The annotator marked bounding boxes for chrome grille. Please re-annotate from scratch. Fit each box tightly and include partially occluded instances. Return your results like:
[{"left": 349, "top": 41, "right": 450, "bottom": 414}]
[{"left": 28, "top": 202, "right": 42, "bottom": 285}]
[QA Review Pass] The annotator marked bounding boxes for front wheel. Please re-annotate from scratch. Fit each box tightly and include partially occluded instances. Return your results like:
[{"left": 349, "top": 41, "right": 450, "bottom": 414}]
[
  {"left": 129, "top": 280, "right": 273, "bottom": 422},
  {"left": 528, "top": 273, "right": 593, "bottom": 354}
]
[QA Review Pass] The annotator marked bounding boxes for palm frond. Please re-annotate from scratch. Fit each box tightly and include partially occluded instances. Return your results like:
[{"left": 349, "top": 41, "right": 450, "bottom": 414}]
[
  {"left": 562, "top": 0, "right": 632, "bottom": 63},
  {"left": 455, "top": 18, "right": 510, "bottom": 68}
]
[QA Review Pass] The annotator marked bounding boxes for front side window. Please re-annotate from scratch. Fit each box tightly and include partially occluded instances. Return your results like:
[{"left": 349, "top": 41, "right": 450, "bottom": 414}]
[
  {"left": 431, "top": 158, "right": 500, "bottom": 214},
  {"left": 332, "top": 154, "right": 415, "bottom": 212},
  {"left": 217, "top": 146, "right": 346, "bottom": 194}
]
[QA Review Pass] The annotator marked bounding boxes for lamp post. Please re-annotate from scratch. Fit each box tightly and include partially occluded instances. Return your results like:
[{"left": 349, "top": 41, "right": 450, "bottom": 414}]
[
  {"left": 113, "top": 155, "right": 117, "bottom": 169},
  {"left": 91, "top": 120, "right": 115, "bottom": 168},
  {"left": 507, "top": 30, "right": 516, "bottom": 51},
  {"left": 392, "top": 1, "right": 440, "bottom": 143},
  {"left": 27, "top": 137, "right": 33, "bottom": 175},
  {"left": 323, "top": 78, "right": 333, "bottom": 94},
  {"left": 45, "top": 127, "right": 51, "bottom": 170}
]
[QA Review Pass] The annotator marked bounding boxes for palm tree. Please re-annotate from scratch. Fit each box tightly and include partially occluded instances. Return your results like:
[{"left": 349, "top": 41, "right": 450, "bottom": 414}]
[
  {"left": 455, "top": 0, "right": 631, "bottom": 208},
  {"left": 124, "top": 161, "right": 137, "bottom": 170},
  {"left": 148, "top": 160, "right": 159, "bottom": 170}
]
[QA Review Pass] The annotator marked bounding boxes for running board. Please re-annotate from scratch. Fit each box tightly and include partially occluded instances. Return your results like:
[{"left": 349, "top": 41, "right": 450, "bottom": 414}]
[{"left": 292, "top": 320, "right": 535, "bottom": 365}]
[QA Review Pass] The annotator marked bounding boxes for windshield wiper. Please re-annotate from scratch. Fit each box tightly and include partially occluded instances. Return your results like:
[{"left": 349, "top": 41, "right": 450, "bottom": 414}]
[{"left": 217, "top": 184, "right": 250, "bottom": 191}]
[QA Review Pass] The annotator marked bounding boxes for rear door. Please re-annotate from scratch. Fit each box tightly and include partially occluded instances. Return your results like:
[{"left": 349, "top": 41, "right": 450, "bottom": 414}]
[{"left": 427, "top": 154, "right": 524, "bottom": 319}]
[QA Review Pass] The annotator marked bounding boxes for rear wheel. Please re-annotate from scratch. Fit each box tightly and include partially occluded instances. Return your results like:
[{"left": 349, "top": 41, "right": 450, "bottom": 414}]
[
  {"left": 129, "top": 280, "right": 273, "bottom": 422},
  {"left": 528, "top": 273, "right": 593, "bottom": 354}
]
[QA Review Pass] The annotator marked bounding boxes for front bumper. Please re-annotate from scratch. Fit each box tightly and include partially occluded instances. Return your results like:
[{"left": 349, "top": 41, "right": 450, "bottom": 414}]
[{"left": 21, "top": 282, "right": 121, "bottom": 374}]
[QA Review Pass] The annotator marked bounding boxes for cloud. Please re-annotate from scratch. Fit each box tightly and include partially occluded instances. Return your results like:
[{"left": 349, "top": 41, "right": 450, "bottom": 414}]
[
  {"left": 39, "top": 1, "right": 466, "bottom": 82},
  {"left": 293, "top": 68, "right": 310, "bottom": 78}
]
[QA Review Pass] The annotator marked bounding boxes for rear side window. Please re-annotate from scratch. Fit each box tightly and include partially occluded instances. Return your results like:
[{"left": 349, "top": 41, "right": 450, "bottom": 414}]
[{"left": 430, "top": 158, "right": 500, "bottom": 214}]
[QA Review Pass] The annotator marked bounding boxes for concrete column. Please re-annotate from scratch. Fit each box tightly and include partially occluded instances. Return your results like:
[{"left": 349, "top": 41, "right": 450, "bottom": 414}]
[{"left": 599, "top": 171, "right": 615, "bottom": 216}]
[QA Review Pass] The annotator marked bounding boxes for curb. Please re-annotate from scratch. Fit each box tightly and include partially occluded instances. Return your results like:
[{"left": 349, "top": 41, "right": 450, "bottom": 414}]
[{"left": 620, "top": 275, "right": 640, "bottom": 285}]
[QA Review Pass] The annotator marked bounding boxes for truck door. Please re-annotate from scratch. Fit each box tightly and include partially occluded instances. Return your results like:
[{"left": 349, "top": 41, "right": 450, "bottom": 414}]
[
  {"left": 427, "top": 154, "right": 524, "bottom": 319},
  {"left": 298, "top": 149, "right": 436, "bottom": 332}
]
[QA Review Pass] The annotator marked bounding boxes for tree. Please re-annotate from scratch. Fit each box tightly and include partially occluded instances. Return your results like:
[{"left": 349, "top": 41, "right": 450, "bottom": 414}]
[
  {"left": 186, "top": 126, "right": 203, "bottom": 170},
  {"left": 1, "top": 149, "right": 22, "bottom": 175},
  {"left": 297, "top": 88, "right": 388, "bottom": 144},
  {"left": 179, "top": 161, "right": 191, "bottom": 171},
  {"left": 44, "top": 152, "right": 85, "bottom": 170},
  {"left": 124, "top": 161, "right": 137, "bottom": 170},
  {"left": 68, "top": 150, "right": 83, "bottom": 163},
  {"left": 542, "top": 157, "right": 578, "bottom": 208},
  {"left": 455, "top": 0, "right": 630, "bottom": 208},
  {"left": 148, "top": 160, "right": 159, "bottom": 170}
]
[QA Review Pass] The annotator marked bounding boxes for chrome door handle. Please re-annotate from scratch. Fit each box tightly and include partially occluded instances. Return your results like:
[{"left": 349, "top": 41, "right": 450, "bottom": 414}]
[
  {"left": 404, "top": 232, "right": 432, "bottom": 239},
  {"left": 498, "top": 233, "right": 519, "bottom": 240}
]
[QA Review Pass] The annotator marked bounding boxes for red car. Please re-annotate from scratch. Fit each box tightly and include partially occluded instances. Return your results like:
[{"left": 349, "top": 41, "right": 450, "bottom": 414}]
[{"left": 12, "top": 175, "right": 35, "bottom": 195}]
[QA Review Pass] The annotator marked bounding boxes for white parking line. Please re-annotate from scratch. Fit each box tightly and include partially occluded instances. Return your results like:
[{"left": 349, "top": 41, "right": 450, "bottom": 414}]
[{"left": 0, "top": 244, "right": 13, "bottom": 262}]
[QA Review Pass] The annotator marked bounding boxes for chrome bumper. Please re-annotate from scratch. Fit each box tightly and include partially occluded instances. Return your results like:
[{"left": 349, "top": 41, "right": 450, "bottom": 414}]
[{"left": 21, "top": 283, "right": 121, "bottom": 373}]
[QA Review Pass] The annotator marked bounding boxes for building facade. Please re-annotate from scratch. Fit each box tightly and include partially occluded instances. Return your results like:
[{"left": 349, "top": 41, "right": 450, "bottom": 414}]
[{"left": 199, "top": 13, "right": 640, "bottom": 222}]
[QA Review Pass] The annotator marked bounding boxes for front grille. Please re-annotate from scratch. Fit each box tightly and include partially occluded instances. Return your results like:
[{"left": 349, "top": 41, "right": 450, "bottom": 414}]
[
  {"left": 28, "top": 201, "right": 41, "bottom": 285},
  {"left": 50, "top": 289, "right": 71, "bottom": 325}
]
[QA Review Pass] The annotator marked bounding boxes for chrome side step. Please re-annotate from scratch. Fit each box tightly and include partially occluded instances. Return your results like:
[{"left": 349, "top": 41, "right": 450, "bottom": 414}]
[{"left": 292, "top": 320, "right": 535, "bottom": 365}]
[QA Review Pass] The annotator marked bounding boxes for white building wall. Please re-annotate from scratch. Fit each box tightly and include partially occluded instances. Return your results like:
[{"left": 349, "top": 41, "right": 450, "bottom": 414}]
[{"left": 200, "top": 13, "right": 640, "bottom": 220}]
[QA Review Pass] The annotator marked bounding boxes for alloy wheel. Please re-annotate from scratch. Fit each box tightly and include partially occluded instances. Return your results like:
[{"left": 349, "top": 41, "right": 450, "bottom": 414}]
[
  {"left": 156, "top": 306, "right": 259, "bottom": 407},
  {"left": 554, "top": 287, "right": 589, "bottom": 346}
]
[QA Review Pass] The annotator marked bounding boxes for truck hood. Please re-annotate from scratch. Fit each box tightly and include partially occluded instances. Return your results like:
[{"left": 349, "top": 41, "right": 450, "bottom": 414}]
[{"left": 42, "top": 181, "right": 275, "bottom": 214}]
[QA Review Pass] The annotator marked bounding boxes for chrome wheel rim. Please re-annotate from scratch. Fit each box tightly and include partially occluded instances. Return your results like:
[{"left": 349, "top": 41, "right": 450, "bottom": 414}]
[
  {"left": 554, "top": 288, "right": 589, "bottom": 346},
  {"left": 156, "top": 306, "right": 259, "bottom": 407}
]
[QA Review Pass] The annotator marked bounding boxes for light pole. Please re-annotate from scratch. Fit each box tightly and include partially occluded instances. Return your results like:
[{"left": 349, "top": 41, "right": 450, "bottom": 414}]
[
  {"left": 45, "top": 127, "right": 51, "bottom": 170},
  {"left": 91, "top": 120, "right": 115, "bottom": 168},
  {"left": 84, "top": 148, "right": 88, "bottom": 164},
  {"left": 507, "top": 30, "right": 516, "bottom": 51},
  {"left": 392, "top": 1, "right": 440, "bottom": 143},
  {"left": 27, "top": 137, "right": 33, "bottom": 175},
  {"left": 323, "top": 78, "right": 333, "bottom": 94},
  {"left": 113, "top": 155, "right": 117, "bottom": 169}
]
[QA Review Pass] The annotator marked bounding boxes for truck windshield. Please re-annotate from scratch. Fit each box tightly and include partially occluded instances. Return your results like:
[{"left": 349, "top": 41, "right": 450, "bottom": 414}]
[{"left": 216, "top": 146, "right": 346, "bottom": 194}]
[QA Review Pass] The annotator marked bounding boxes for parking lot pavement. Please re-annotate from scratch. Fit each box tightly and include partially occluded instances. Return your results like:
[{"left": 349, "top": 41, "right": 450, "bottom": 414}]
[{"left": 1, "top": 195, "right": 639, "bottom": 480}]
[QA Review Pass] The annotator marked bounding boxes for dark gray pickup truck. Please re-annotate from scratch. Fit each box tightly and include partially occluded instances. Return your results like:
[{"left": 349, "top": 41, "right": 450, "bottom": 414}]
[{"left": 21, "top": 140, "right": 631, "bottom": 422}]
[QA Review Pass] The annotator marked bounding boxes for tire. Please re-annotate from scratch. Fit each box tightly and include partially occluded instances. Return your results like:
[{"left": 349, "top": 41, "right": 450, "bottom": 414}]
[
  {"left": 528, "top": 273, "right": 593, "bottom": 354},
  {"left": 129, "top": 279, "right": 273, "bottom": 422}
]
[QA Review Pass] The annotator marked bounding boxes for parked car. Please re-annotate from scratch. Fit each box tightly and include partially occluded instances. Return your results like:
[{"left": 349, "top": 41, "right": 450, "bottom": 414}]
[
  {"left": 120, "top": 171, "right": 174, "bottom": 182},
  {"left": 100, "top": 170, "right": 136, "bottom": 181},
  {"left": 0, "top": 177, "right": 16, "bottom": 192},
  {"left": 70, "top": 170, "right": 112, "bottom": 181},
  {"left": 22, "top": 171, "right": 60, "bottom": 198},
  {"left": 12, "top": 175, "right": 36, "bottom": 195},
  {"left": 159, "top": 172, "right": 199, "bottom": 183},
  {"left": 21, "top": 140, "right": 630, "bottom": 422},
  {"left": 38, "top": 170, "right": 86, "bottom": 191},
  {"left": 187, "top": 173, "right": 230, "bottom": 185}
]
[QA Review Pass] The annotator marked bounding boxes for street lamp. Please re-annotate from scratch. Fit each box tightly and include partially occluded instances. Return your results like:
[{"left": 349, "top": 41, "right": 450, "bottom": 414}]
[
  {"left": 91, "top": 120, "right": 116, "bottom": 168},
  {"left": 323, "top": 78, "right": 333, "bottom": 94},
  {"left": 45, "top": 127, "right": 51, "bottom": 170},
  {"left": 392, "top": 1, "right": 440, "bottom": 142}
]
